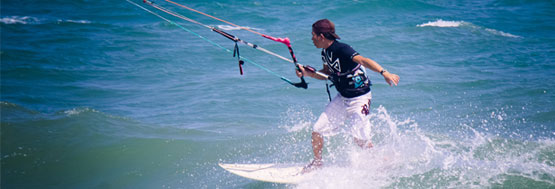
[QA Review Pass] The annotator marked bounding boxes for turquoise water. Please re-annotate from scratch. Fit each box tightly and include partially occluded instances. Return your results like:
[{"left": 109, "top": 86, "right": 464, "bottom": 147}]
[{"left": 2, "top": 0, "right": 554, "bottom": 188}]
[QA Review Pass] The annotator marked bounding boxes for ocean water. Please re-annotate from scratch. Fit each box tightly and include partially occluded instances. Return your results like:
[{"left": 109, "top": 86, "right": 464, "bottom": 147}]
[{"left": 1, "top": 0, "right": 554, "bottom": 188}]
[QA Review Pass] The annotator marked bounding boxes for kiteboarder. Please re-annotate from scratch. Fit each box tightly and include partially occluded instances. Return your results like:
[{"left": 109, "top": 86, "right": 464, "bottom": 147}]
[{"left": 296, "top": 19, "right": 400, "bottom": 172}]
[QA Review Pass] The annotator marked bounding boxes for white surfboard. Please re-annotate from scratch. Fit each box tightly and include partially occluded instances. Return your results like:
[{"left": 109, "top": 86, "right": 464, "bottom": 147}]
[{"left": 218, "top": 163, "right": 309, "bottom": 184}]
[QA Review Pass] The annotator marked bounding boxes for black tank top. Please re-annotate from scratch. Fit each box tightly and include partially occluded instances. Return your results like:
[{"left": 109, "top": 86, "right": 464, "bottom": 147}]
[{"left": 321, "top": 41, "right": 371, "bottom": 98}]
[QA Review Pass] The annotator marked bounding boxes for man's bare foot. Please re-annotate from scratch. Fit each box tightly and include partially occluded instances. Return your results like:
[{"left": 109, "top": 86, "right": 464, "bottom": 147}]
[{"left": 301, "top": 159, "right": 323, "bottom": 174}]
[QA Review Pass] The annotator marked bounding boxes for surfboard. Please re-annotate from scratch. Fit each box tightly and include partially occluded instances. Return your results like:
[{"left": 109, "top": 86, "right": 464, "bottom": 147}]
[{"left": 218, "top": 163, "right": 309, "bottom": 184}]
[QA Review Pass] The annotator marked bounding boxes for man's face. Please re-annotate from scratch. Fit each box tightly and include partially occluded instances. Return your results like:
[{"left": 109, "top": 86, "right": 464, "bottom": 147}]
[{"left": 311, "top": 31, "right": 323, "bottom": 48}]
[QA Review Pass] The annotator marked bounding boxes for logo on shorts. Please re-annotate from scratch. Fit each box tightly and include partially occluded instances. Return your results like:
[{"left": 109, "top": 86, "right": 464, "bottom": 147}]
[{"left": 361, "top": 99, "right": 371, "bottom": 116}]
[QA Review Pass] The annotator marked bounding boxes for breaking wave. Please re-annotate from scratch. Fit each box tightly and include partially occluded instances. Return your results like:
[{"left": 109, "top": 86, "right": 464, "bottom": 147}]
[
  {"left": 1, "top": 16, "right": 92, "bottom": 25},
  {"left": 216, "top": 24, "right": 262, "bottom": 31},
  {"left": 417, "top": 19, "right": 467, "bottom": 27},
  {"left": 0, "top": 16, "right": 40, "bottom": 24},
  {"left": 417, "top": 19, "right": 521, "bottom": 38}
]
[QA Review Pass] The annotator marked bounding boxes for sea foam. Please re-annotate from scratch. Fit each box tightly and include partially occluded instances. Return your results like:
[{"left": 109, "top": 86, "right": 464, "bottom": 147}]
[
  {"left": 1, "top": 16, "right": 91, "bottom": 25},
  {"left": 217, "top": 25, "right": 262, "bottom": 31},
  {"left": 418, "top": 19, "right": 521, "bottom": 38},
  {"left": 0, "top": 16, "right": 40, "bottom": 24},
  {"left": 291, "top": 106, "right": 553, "bottom": 188},
  {"left": 485, "top": 28, "right": 520, "bottom": 38},
  {"left": 57, "top": 19, "right": 92, "bottom": 24},
  {"left": 417, "top": 19, "right": 466, "bottom": 27}
]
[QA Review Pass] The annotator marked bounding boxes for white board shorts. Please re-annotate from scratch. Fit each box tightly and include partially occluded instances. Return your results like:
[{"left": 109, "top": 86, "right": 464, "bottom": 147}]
[{"left": 313, "top": 92, "right": 373, "bottom": 140}]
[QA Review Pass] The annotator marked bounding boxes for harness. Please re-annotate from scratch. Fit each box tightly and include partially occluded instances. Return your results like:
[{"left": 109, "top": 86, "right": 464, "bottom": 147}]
[{"left": 327, "top": 64, "right": 371, "bottom": 100}]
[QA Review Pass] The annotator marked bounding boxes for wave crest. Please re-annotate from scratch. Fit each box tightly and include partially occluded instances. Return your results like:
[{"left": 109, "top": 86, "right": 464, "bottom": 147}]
[
  {"left": 57, "top": 19, "right": 92, "bottom": 24},
  {"left": 1, "top": 16, "right": 92, "bottom": 25},
  {"left": 0, "top": 16, "right": 40, "bottom": 24},
  {"left": 417, "top": 19, "right": 466, "bottom": 27},
  {"left": 216, "top": 24, "right": 262, "bottom": 31},
  {"left": 62, "top": 107, "right": 100, "bottom": 116},
  {"left": 417, "top": 19, "right": 521, "bottom": 38}
]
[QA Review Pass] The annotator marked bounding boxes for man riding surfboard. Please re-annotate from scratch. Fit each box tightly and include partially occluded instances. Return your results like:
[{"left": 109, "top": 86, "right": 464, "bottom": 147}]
[{"left": 296, "top": 19, "right": 400, "bottom": 173}]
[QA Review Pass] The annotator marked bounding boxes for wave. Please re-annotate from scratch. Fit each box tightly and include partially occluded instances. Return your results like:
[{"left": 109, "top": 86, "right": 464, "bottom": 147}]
[
  {"left": 485, "top": 28, "right": 521, "bottom": 38},
  {"left": 0, "top": 16, "right": 40, "bottom": 24},
  {"left": 1, "top": 101, "right": 218, "bottom": 188},
  {"left": 280, "top": 105, "right": 554, "bottom": 188},
  {"left": 417, "top": 19, "right": 467, "bottom": 27},
  {"left": 216, "top": 24, "right": 262, "bottom": 31},
  {"left": 1, "top": 15, "right": 92, "bottom": 25},
  {"left": 57, "top": 19, "right": 92, "bottom": 24},
  {"left": 0, "top": 102, "right": 213, "bottom": 141},
  {"left": 61, "top": 107, "right": 102, "bottom": 117},
  {"left": 417, "top": 19, "right": 521, "bottom": 38}
]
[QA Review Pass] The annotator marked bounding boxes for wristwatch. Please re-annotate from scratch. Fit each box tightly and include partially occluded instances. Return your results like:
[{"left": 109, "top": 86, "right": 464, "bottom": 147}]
[{"left": 380, "top": 69, "right": 387, "bottom": 75}]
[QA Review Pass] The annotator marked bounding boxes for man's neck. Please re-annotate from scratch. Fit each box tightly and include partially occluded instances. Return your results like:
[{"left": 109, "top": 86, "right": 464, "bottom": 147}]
[{"left": 322, "top": 39, "right": 335, "bottom": 49}]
